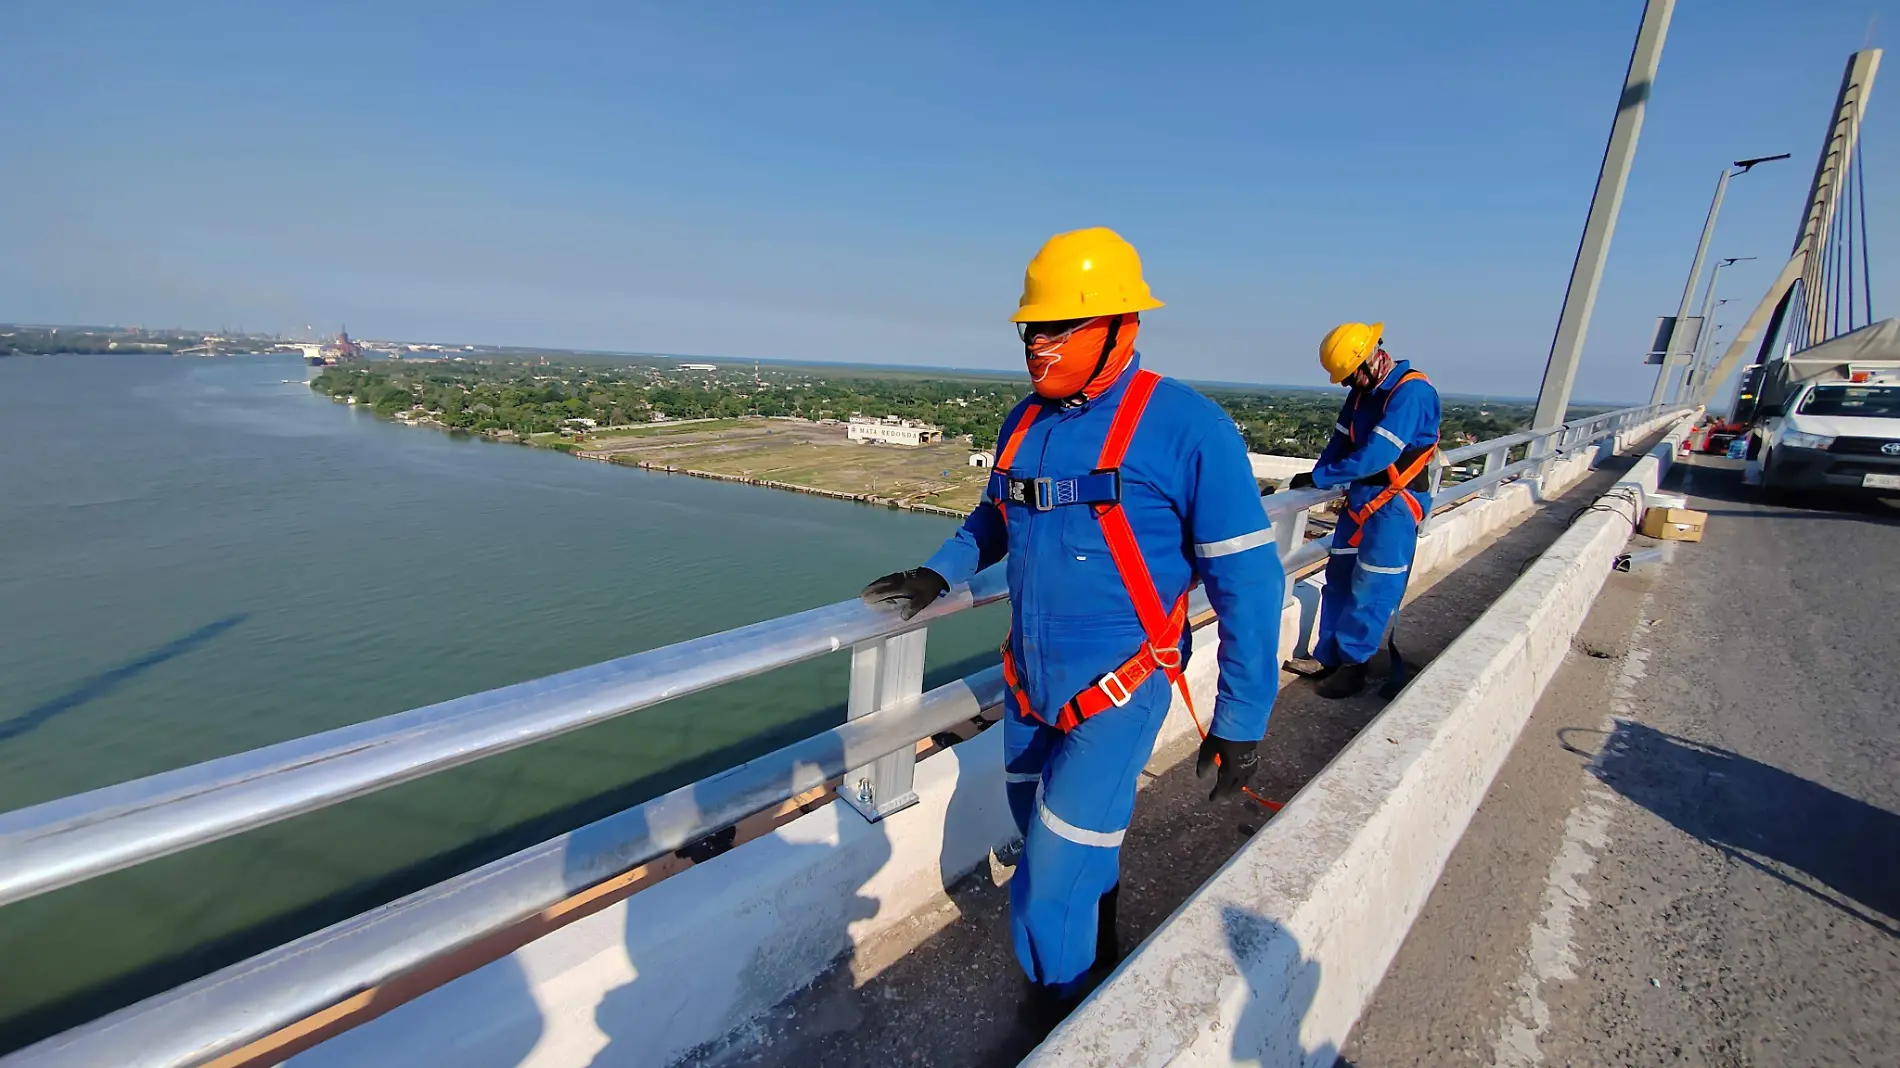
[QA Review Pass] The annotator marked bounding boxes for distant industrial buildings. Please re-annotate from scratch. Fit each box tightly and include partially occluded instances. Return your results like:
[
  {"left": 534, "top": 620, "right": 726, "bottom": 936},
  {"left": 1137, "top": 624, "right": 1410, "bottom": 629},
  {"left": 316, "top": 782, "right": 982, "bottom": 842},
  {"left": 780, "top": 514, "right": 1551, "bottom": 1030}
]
[{"left": 846, "top": 415, "right": 943, "bottom": 447}]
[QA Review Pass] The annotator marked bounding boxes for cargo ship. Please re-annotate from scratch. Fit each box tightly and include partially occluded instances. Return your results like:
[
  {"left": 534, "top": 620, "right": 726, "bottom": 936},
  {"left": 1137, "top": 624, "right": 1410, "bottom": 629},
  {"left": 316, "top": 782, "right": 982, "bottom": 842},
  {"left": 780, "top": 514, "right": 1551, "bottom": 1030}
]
[{"left": 304, "top": 329, "right": 365, "bottom": 367}]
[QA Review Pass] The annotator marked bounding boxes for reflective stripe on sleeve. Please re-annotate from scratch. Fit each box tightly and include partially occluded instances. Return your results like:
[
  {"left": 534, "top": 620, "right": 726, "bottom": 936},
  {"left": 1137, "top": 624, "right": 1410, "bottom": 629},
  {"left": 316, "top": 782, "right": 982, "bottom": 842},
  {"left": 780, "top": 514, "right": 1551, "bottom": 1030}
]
[
  {"left": 1375, "top": 425, "right": 1406, "bottom": 448},
  {"left": 1335, "top": 422, "right": 1350, "bottom": 435},
  {"left": 1194, "top": 527, "right": 1276, "bottom": 559},
  {"left": 1005, "top": 771, "right": 1042, "bottom": 784},
  {"left": 1358, "top": 561, "right": 1410, "bottom": 575},
  {"left": 1329, "top": 546, "right": 1359, "bottom": 555}
]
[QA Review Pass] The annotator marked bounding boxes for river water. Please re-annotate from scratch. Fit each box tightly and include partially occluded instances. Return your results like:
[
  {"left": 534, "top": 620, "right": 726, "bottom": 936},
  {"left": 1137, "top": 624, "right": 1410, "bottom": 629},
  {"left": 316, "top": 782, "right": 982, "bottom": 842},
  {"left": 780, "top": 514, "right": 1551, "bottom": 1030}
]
[{"left": 0, "top": 353, "right": 1004, "bottom": 1050}]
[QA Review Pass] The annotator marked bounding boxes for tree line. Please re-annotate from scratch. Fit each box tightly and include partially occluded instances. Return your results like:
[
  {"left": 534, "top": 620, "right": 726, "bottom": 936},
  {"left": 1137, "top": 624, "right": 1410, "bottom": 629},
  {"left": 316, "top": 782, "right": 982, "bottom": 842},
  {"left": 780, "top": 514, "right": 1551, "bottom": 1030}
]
[{"left": 312, "top": 359, "right": 1544, "bottom": 459}]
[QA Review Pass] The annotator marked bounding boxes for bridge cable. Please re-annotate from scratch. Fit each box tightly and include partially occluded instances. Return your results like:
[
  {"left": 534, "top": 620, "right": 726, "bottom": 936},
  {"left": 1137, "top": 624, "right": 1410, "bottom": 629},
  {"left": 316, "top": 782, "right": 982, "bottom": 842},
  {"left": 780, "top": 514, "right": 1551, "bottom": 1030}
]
[
  {"left": 1831, "top": 174, "right": 1846, "bottom": 334},
  {"left": 1828, "top": 182, "right": 1843, "bottom": 339},
  {"left": 1856, "top": 129, "right": 1874, "bottom": 325},
  {"left": 1843, "top": 144, "right": 1857, "bottom": 332}
]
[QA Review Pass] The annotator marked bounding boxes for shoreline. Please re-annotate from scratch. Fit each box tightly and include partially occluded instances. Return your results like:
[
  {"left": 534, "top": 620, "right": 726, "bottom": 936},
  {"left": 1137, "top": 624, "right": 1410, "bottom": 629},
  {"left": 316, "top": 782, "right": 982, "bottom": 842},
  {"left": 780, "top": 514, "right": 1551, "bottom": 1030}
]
[
  {"left": 572, "top": 451, "right": 968, "bottom": 518},
  {"left": 348, "top": 399, "right": 972, "bottom": 520}
]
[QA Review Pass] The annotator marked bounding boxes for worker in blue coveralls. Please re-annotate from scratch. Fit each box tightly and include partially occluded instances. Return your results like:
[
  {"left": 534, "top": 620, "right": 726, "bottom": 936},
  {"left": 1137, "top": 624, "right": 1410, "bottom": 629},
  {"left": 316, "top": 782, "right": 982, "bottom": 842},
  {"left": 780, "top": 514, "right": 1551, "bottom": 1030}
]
[
  {"left": 1283, "top": 322, "right": 1441, "bottom": 700},
  {"left": 859, "top": 228, "right": 1285, "bottom": 1028}
]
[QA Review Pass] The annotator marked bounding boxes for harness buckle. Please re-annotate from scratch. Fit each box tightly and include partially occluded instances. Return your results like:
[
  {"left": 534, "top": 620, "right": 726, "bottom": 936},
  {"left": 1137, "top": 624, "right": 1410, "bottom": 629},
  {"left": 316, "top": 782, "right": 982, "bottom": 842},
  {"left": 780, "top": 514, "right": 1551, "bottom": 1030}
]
[
  {"left": 1151, "top": 644, "right": 1182, "bottom": 670},
  {"left": 1033, "top": 477, "right": 1055, "bottom": 511},
  {"left": 1095, "top": 671, "right": 1134, "bottom": 708}
]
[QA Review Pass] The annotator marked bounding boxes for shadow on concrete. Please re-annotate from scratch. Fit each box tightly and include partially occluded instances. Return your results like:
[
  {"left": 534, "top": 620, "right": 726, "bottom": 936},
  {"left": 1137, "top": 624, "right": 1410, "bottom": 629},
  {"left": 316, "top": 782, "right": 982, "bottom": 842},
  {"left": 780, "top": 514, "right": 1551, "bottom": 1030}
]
[
  {"left": 0, "top": 614, "right": 248, "bottom": 743},
  {"left": 582, "top": 726, "right": 895, "bottom": 1068},
  {"left": 1220, "top": 906, "right": 1336, "bottom": 1066},
  {"left": 1590, "top": 720, "right": 1900, "bottom": 938}
]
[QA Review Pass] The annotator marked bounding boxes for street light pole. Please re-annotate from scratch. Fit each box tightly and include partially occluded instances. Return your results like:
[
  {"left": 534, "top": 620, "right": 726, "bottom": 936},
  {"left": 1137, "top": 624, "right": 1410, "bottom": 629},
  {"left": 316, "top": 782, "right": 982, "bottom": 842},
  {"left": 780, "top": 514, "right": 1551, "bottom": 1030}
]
[
  {"left": 1682, "top": 306, "right": 1728, "bottom": 399},
  {"left": 1532, "top": 0, "right": 1675, "bottom": 431},
  {"left": 1649, "top": 168, "right": 1728, "bottom": 405},
  {"left": 1677, "top": 256, "right": 1753, "bottom": 399},
  {"left": 1647, "top": 155, "right": 1789, "bottom": 405}
]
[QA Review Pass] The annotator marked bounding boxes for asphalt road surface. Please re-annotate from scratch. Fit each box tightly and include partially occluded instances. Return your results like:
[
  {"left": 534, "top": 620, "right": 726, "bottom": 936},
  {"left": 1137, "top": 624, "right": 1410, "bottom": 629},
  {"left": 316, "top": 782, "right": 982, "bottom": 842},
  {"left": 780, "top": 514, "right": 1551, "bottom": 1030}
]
[{"left": 1344, "top": 455, "right": 1900, "bottom": 1067}]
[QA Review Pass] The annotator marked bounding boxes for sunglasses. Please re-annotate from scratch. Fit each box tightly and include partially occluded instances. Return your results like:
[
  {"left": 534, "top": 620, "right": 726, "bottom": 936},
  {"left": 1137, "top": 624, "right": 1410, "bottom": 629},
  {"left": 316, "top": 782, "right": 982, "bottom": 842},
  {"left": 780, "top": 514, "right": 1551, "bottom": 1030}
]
[{"left": 1016, "top": 317, "right": 1095, "bottom": 344}]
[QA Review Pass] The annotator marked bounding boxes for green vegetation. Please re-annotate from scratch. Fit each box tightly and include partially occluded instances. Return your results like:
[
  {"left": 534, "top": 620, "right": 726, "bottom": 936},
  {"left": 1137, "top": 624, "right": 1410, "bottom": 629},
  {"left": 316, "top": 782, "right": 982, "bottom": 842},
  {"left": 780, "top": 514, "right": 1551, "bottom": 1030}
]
[
  {"left": 0, "top": 326, "right": 193, "bottom": 356},
  {"left": 311, "top": 359, "right": 1024, "bottom": 443},
  {"left": 311, "top": 357, "right": 1556, "bottom": 458}
]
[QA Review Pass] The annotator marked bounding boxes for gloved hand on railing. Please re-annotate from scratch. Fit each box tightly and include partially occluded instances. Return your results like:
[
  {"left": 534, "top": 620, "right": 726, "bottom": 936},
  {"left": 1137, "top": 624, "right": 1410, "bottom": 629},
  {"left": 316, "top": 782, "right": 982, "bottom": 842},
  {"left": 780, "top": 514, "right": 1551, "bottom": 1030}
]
[
  {"left": 859, "top": 567, "right": 949, "bottom": 620},
  {"left": 1285, "top": 471, "right": 1316, "bottom": 491},
  {"left": 1195, "top": 735, "right": 1259, "bottom": 801}
]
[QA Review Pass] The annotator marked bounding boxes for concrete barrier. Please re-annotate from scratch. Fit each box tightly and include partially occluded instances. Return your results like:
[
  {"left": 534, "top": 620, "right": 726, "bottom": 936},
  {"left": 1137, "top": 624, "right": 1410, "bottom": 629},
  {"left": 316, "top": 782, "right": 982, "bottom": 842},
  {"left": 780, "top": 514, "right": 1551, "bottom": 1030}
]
[
  {"left": 1248, "top": 454, "right": 1318, "bottom": 483},
  {"left": 1023, "top": 414, "right": 1694, "bottom": 1067},
  {"left": 291, "top": 415, "right": 1685, "bottom": 1068}
]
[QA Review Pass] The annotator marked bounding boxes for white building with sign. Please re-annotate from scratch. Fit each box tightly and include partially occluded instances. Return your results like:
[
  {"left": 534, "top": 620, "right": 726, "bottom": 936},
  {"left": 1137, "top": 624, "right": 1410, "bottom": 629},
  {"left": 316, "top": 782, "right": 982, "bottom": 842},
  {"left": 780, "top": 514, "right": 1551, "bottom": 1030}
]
[{"left": 846, "top": 416, "right": 943, "bottom": 447}]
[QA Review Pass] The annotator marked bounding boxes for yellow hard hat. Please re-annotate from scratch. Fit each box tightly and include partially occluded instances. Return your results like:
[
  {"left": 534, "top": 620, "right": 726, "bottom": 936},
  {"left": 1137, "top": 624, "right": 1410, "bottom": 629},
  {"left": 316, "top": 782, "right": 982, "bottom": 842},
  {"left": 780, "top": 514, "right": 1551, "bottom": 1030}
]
[
  {"left": 1011, "top": 227, "right": 1164, "bottom": 323},
  {"left": 1319, "top": 321, "right": 1384, "bottom": 384}
]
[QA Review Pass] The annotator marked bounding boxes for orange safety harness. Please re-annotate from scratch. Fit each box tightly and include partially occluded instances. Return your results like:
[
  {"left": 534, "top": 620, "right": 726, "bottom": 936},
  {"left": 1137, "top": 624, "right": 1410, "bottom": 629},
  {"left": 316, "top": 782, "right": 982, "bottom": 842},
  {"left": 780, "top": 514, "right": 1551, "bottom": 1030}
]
[
  {"left": 989, "top": 370, "right": 1282, "bottom": 812},
  {"left": 1342, "top": 370, "right": 1438, "bottom": 546},
  {"left": 994, "top": 370, "right": 1190, "bottom": 733}
]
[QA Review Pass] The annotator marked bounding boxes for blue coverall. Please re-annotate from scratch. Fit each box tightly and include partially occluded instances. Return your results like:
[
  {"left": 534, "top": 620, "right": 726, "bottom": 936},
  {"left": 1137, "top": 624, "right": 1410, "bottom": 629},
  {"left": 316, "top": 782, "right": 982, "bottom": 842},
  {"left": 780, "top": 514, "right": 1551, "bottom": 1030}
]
[
  {"left": 1308, "top": 360, "right": 1441, "bottom": 667},
  {"left": 923, "top": 357, "right": 1284, "bottom": 992}
]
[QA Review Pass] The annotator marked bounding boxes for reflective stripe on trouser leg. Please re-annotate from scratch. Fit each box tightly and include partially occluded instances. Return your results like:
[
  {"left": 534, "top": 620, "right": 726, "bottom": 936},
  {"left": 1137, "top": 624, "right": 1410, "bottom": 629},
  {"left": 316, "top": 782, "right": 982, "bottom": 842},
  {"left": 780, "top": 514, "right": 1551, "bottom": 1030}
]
[
  {"left": 1312, "top": 519, "right": 1361, "bottom": 668},
  {"left": 1002, "top": 691, "right": 1057, "bottom": 838},
  {"left": 1331, "top": 495, "right": 1421, "bottom": 664},
  {"left": 1009, "top": 677, "right": 1170, "bottom": 991}
]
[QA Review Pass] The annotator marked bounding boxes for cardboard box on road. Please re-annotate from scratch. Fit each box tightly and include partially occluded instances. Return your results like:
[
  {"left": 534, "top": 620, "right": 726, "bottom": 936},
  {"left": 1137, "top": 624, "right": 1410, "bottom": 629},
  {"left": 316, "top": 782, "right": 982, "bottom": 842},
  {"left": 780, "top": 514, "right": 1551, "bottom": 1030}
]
[{"left": 1640, "top": 506, "right": 1707, "bottom": 542}]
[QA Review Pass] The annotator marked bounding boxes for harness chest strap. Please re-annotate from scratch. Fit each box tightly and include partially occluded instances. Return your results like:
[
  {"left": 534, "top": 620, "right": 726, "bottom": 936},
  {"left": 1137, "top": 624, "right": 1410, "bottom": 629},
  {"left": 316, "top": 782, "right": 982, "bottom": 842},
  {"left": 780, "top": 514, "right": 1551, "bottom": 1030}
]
[
  {"left": 990, "top": 405, "right": 1042, "bottom": 526},
  {"left": 995, "top": 370, "right": 1197, "bottom": 731},
  {"left": 1345, "top": 370, "right": 1438, "bottom": 546}
]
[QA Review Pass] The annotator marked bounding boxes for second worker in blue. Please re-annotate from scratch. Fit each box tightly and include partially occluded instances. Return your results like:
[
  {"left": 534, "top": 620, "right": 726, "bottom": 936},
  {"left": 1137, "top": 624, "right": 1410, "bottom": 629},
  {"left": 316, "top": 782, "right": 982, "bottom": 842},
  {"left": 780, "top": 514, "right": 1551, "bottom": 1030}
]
[{"left": 1284, "top": 322, "right": 1442, "bottom": 699}]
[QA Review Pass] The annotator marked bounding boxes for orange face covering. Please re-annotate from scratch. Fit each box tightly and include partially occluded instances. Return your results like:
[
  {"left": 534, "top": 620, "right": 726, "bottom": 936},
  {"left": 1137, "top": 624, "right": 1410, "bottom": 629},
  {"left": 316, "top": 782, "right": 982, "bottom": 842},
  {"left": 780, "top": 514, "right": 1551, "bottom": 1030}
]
[{"left": 1025, "top": 314, "right": 1139, "bottom": 400}]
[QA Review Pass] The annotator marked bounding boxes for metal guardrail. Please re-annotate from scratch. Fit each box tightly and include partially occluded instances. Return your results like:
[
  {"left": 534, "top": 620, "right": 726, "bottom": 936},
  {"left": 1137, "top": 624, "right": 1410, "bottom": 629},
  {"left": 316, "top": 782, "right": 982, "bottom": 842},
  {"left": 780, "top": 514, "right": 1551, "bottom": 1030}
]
[{"left": 0, "top": 403, "right": 1686, "bottom": 1068}]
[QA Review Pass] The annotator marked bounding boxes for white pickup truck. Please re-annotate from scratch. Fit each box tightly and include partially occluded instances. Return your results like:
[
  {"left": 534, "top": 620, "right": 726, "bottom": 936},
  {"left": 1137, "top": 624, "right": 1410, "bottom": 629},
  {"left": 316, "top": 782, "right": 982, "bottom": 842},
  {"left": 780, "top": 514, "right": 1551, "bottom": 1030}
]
[
  {"left": 1741, "top": 319, "right": 1900, "bottom": 499},
  {"left": 1758, "top": 379, "right": 1900, "bottom": 497}
]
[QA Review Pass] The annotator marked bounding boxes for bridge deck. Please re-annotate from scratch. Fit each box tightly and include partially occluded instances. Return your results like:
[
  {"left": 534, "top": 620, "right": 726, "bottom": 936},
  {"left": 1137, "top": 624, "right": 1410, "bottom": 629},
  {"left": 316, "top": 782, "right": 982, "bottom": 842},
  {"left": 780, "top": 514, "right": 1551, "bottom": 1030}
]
[
  {"left": 1346, "top": 455, "right": 1900, "bottom": 1066},
  {"left": 710, "top": 448, "right": 1662, "bottom": 1068}
]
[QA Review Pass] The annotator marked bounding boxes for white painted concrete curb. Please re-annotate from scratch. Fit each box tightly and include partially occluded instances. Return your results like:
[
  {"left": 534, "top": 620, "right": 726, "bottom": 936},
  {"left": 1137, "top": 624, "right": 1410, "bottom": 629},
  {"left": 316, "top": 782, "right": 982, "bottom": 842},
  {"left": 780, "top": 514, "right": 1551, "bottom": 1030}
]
[
  {"left": 291, "top": 415, "right": 1685, "bottom": 1068},
  {"left": 1023, "top": 414, "right": 1695, "bottom": 1067}
]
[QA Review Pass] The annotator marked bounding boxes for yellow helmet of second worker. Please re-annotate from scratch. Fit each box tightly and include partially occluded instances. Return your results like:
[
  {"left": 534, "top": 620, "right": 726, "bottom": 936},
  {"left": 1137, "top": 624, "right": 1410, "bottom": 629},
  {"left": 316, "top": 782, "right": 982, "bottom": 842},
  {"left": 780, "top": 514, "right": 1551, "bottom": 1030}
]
[
  {"left": 1319, "top": 321, "right": 1384, "bottom": 384},
  {"left": 1011, "top": 227, "right": 1164, "bottom": 323}
]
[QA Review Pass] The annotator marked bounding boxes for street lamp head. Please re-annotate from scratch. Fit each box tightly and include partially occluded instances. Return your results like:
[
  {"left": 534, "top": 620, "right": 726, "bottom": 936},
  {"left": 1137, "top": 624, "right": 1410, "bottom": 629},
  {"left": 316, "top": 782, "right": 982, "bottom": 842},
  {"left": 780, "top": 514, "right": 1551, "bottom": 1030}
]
[
  {"left": 1718, "top": 256, "right": 1758, "bottom": 267},
  {"left": 1732, "top": 153, "right": 1791, "bottom": 174}
]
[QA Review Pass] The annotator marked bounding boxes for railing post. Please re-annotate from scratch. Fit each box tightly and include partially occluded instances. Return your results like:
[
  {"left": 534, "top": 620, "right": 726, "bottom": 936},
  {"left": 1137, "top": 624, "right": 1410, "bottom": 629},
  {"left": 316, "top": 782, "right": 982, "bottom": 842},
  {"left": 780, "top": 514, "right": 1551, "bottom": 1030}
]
[
  {"left": 1480, "top": 444, "right": 1506, "bottom": 499},
  {"left": 1530, "top": 432, "right": 1556, "bottom": 493},
  {"left": 841, "top": 628, "right": 926, "bottom": 822},
  {"left": 1273, "top": 503, "right": 1311, "bottom": 562}
]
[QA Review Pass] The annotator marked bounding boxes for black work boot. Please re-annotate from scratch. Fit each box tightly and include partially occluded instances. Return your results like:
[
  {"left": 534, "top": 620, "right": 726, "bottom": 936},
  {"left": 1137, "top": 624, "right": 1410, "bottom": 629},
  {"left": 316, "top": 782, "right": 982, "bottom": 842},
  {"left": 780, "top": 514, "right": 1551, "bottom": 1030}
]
[
  {"left": 1094, "top": 884, "right": 1122, "bottom": 973},
  {"left": 1018, "top": 980, "right": 1083, "bottom": 1036},
  {"left": 1315, "top": 660, "right": 1369, "bottom": 699}
]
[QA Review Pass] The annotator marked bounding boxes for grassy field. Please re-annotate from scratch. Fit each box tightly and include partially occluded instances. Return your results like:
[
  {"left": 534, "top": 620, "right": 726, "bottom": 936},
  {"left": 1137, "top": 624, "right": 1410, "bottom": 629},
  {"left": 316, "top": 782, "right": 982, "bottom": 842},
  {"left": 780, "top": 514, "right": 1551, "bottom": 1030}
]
[{"left": 575, "top": 419, "right": 989, "bottom": 512}]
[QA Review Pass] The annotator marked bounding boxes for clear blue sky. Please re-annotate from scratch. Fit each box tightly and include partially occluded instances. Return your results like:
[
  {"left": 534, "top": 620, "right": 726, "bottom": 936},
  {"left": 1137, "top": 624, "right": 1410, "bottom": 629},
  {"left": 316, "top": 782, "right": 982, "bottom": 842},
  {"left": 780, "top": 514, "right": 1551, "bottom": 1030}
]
[{"left": 2, "top": 1, "right": 1893, "bottom": 401}]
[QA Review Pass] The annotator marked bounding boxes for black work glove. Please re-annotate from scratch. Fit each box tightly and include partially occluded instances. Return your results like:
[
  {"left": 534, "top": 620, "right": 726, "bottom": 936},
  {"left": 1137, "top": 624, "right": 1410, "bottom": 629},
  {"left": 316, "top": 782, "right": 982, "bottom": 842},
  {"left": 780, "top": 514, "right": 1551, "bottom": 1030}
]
[
  {"left": 859, "top": 567, "right": 949, "bottom": 621},
  {"left": 1195, "top": 735, "right": 1260, "bottom": 801},
  {"left": 1286, "top": 470, "right": 1316, "bottom": 491}
]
